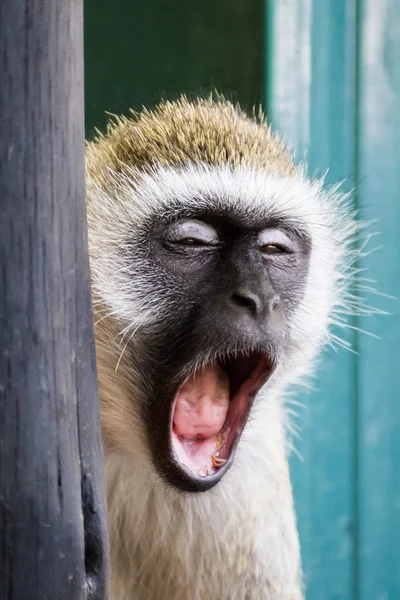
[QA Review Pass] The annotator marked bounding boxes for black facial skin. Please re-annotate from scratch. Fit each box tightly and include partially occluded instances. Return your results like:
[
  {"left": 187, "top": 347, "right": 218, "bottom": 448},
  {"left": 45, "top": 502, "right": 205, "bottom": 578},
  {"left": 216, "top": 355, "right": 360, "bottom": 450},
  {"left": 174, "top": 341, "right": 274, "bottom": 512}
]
[{"left": 131, "top": 208, "right": 311, "bottom": 492}]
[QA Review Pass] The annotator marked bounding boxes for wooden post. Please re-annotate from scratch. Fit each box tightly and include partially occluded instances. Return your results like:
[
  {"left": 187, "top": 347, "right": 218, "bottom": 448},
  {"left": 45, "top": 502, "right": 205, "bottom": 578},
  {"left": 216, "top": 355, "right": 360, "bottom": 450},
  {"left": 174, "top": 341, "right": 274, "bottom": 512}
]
[{"left": 0, "top": 1, "right": 110, "bottom": 599}]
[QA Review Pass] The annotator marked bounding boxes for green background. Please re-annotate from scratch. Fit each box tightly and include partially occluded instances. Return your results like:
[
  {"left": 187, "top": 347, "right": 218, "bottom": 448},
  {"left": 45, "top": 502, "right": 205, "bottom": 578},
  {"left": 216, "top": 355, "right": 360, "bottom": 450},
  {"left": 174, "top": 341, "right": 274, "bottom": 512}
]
[
  {"left": 85, "top": 1, "right": 400, "bottom": 598},
  {"left": 84, "top": 0, "right": 264, "bottom": 135}
]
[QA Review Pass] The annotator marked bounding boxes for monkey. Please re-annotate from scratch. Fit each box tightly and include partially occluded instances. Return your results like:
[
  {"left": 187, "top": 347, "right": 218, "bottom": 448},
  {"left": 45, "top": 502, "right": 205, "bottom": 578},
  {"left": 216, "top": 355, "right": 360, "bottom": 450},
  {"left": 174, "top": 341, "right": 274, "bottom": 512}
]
[{"left": 85, "top": 97, "right": 356, "bottom": 600}]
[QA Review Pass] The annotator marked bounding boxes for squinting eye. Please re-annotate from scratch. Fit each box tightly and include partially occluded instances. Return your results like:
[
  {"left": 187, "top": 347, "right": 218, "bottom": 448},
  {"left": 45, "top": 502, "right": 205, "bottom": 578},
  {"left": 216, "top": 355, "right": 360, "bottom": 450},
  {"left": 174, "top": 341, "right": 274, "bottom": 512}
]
[
  {"left": 260, "top": 243, "right": 286, "bottom": 255},
  {"left": 164, "top": 219, "right": 219, "bottom": 247},
  {"left": 177, "top": 237, "right": 207, "bottom": 246},
  {"left": 258, "top": 228, "right": 294, "bottom": 255}
]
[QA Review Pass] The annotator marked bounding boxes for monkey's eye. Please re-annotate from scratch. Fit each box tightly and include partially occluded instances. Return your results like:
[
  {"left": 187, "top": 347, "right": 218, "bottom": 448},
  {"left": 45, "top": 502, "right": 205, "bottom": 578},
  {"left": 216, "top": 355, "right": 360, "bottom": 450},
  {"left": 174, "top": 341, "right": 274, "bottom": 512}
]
[
  {"left": 260, "top": 243, "right": 286, "bottom": 254},
  {"left": 163, "top": 219, "right": 220, "bottom": 247},
  {"left": 176, "top": 237, "right": 208, "bottom": 246},
  {"left": 258, "top": 229, "right": 294, "bottom": 255}
]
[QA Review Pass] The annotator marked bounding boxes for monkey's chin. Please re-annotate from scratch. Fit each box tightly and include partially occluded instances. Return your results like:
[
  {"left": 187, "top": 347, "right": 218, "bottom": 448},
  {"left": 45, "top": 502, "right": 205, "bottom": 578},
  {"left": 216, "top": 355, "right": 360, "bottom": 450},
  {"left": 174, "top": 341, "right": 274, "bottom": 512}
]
[{"left": 169, "top": 351, "right": 273, "bottom": 492}]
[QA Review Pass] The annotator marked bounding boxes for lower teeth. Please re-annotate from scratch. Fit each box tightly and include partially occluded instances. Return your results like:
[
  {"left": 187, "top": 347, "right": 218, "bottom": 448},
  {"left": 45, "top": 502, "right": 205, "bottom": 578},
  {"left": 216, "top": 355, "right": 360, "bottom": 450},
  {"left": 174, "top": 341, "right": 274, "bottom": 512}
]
[
  {"left": 215, "top": 433, "right": 224, "bottom": 449},
  {"left": 179, "top": 432, "right": 227, "bottom": 477},
  {"left": 211, "top": 454, "right": 227, "bottom": 468}
]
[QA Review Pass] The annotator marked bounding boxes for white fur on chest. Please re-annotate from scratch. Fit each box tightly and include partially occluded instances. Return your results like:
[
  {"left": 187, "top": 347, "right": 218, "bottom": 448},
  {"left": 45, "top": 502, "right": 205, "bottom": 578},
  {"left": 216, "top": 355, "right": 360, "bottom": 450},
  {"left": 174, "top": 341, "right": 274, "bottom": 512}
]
[{"left": 105, "top": 398, "right": 303, "bottom": 600}]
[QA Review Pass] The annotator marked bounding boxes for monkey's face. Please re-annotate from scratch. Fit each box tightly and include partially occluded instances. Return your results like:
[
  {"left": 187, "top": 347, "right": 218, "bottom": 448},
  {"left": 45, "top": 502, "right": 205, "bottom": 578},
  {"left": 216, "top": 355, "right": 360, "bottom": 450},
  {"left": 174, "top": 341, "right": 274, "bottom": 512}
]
[
  {"left": 89, "top": 163, "right": 351, "bottom": 493},
  {"left": 142, "top": 211, "right": 309, "bottom": 492}
]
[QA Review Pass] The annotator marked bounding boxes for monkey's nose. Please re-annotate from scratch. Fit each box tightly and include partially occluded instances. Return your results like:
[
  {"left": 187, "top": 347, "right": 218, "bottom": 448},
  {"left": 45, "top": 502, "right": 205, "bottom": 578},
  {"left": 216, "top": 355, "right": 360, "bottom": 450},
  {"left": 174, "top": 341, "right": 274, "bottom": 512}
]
[
  {"left": 230, "top": 290, "right": 281, "bottom": 319},
  {"left": 231, "top": 290, "right": 261, "bottom": 315}
]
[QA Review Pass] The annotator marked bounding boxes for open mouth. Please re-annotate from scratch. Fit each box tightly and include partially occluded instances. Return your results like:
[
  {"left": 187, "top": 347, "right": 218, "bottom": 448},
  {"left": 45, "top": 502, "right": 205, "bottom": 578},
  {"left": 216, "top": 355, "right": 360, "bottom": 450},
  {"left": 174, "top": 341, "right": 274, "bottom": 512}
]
[{"left": 170, "top": 351, "right": 273, "bottom": 489}]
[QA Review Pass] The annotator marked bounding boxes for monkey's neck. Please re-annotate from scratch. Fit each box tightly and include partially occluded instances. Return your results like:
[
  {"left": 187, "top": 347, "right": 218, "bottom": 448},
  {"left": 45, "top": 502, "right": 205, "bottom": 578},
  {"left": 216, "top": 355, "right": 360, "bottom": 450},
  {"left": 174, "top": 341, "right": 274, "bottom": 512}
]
[{"left": 104, "top": 398, "right": 302, "bottom": 600}]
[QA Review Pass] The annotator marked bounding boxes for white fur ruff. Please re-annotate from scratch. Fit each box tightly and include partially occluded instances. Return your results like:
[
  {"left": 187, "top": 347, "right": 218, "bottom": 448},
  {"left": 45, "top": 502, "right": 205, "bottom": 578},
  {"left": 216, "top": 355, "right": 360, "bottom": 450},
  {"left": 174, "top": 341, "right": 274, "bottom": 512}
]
[{"left": 88, "top": 163, "right": 357, "bottom": 600}]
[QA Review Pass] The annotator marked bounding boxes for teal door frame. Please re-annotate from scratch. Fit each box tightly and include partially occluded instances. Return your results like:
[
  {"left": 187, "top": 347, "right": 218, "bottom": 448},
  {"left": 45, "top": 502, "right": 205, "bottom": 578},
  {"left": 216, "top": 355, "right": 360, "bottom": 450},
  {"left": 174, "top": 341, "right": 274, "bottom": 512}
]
[
  {"left": 85, "top": 1, "right": 399, "bottom": 596},
  {"left": 267, "top": 1, "right": 400, "bottom": 599}
]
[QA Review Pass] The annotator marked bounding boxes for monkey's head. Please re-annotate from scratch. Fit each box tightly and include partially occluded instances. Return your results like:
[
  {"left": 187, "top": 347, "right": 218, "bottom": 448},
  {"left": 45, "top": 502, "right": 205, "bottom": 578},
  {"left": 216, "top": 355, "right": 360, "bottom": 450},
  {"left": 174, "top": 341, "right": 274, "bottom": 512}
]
[{"left": 86, "top": 98, "right": 354, "bottom": 493}]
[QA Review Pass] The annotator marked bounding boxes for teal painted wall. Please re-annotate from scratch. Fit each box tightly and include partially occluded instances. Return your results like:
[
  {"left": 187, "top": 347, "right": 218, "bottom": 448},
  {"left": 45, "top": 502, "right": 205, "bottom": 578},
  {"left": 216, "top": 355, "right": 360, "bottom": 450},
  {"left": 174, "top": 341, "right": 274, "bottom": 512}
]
[
  {"left": 267, "top": 1, "right": 400, "bottom": 599},
  {"left": 85, "top": 1, "right": 400, "bottom": 597}
]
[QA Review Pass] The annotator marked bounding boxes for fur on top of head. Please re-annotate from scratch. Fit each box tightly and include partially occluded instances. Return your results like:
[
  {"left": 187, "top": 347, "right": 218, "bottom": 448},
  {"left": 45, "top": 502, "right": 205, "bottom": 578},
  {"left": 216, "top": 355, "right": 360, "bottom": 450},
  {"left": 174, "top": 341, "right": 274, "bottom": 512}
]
[
  {"left": 86, "top": 96, "right": 357, "bottom": 388},
  {"left": 86, "top": 96, "right": 296, "bottom": 187}
]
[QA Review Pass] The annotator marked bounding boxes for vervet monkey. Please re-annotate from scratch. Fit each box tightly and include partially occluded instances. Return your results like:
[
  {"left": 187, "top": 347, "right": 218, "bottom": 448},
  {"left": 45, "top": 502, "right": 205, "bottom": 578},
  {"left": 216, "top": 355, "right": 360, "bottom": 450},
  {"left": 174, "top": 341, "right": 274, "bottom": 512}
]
[{"left": 86, "top": 98, "right": 356, "bottom": 600}]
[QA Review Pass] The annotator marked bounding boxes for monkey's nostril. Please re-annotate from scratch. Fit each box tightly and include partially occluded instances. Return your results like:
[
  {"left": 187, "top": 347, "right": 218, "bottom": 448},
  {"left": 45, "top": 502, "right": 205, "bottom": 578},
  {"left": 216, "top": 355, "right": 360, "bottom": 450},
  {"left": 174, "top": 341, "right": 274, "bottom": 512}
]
[
  {"left": 269, "top": 294, "right": 281, "bottom": 312},
  {"left": 230, "top": 291, "right": 260, "bottom": 315}
]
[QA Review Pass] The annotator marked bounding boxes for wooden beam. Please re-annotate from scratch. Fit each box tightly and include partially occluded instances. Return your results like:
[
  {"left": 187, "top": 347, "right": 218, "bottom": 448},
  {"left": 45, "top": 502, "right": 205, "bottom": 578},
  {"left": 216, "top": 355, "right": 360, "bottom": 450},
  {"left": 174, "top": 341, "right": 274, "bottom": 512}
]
[{"left": 0, "top": 1, "right": 109, "bottom": 598}]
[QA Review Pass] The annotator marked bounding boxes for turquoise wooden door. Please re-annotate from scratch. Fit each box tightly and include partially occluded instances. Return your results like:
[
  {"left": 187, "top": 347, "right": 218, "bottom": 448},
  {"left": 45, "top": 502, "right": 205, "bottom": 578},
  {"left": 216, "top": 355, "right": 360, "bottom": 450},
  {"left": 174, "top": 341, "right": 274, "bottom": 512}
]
[
  {"left": 267, "top": 1, "right": 400, "bottom": 598},
  {"left": 85, "top": 1, "right": 400, "bottom": 597}
]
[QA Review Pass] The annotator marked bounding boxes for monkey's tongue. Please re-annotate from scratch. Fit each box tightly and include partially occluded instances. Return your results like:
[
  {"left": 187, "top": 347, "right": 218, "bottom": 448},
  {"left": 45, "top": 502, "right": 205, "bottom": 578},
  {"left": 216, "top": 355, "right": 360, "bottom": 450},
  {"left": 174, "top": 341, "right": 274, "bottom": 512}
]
[
  {"left": 171, "top": 352, "right": 271, "bottom": 479},
  {"left": 172, "top": 365, "right": 230, "bottom": 475},
  {"left": 173, "top": 364, "right": 230, "bottom": 440}
]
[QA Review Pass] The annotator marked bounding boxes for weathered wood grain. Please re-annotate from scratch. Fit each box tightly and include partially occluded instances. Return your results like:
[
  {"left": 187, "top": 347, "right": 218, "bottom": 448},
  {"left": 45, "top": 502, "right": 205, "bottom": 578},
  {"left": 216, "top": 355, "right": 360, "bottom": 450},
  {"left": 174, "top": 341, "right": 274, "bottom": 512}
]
[{"left": 0, "top": 1, "right": 109, "bottom": 598}]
